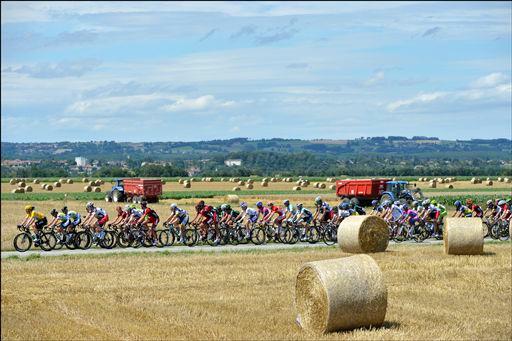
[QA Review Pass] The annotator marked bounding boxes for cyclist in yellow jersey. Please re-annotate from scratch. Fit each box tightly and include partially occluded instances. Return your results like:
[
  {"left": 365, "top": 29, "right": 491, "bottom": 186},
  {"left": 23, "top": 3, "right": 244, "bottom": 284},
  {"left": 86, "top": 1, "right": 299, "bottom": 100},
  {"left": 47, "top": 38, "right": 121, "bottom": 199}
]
[{"left": 19, "top": 205, "right": 48, "bottom": 233}]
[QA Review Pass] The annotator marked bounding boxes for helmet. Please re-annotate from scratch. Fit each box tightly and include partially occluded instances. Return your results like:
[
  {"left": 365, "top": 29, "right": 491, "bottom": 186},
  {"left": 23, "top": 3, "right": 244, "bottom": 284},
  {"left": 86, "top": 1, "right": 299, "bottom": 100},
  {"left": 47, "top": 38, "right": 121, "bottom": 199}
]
[
  {"left": 25, "top": 205, "right": 34, "bottom": 212},
  {"left": 332, "top": 206, "right": 339, "bottom": 212},
  {"left": 225, "top": 204, "right": 231, "bottom": 210},
  {"left": 454, "top": 200, "right": 461, "bottom": 208},
  {"left": 394, "top": 201, "right": 400, "bottom": 206},
  {"left": 124, "top": 204, "right": 132, "bottom": 212},
  {"left": 256, "top": 201, "right": 263, "bottom": 208},
  {"left": 61, "top": 206, "right": 68, "bottom": 214},
  {"left": 197, "top": 200, "right": 205, "bottom": 207},
  {"left": 267, "top": 202, "right": 274, "bottom": 207},
  {"left": 86, "top": 202, "right": 95, "bottom": 211},
  {"left": 170, "top": 203, "right": 177, "bottom": 210},
  {"left": 315, "top": 196, "right": 322, "bottom": 204},
  {"left": 221, "top": 204, "right": 227, "bottom": 211},
  {"left": 371, "top": 200, "right": 378, "bottom": 207},
  {"left": 412, "top": 201, "right": 419, "bottom": 208},
  {"left": 430, "top": 199, "right": 437, "bottom": 206},
  {"left": 296, "top": 203, "right": 303, "bottom": 209},
  {"left": 50, "top": 208, "right": 58, "bottom": 216},
  {"left": 340, "top": 203, "right": 349, "bottom": 210},
  {"left": 283, "top": 199, "right": 290, "bottom": 206},
  {"left": 240, "top": 202, "right": 247, "bottom": 209},
  {"left": 422, "top": 199, "right": 430, "bottom": 207},
  {"left": 377, "top": 206, "right": 384, "bottom": 212},
  {"left": 402, "top": 204, "right": 409, "bottom": 211},
  {"left": 57, "top": 213, "right": 67, "bottom": 222},
  {"left": 465, "top": 198, "right": 473, "bottom": 206},
  {"left": 382, "top": 200, "right": 391, "bottom": 208},
  {"left": 130, "top": 203, "right": 136, "bottom": 210},
  {"left": 498, "top": 200, "right": 506, "bottom": 206},
  {"left": 140, "top": 201, "right": 147, "bottom": 208},
  {"left": 486, "top": 200, "right": 493, "bottom": 207}
]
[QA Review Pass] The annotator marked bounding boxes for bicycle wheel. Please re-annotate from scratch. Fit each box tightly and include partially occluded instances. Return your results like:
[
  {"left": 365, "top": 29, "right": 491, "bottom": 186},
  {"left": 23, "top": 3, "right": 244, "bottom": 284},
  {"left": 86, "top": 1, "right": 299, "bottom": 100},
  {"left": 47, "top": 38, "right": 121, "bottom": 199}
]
[
  {"left": 305, "top": 226, "right": 320, "bottom": 244},
  {"left": 158, "top": 230, "right": 174, "bottom": 247},
  {"left": 116, "top": 231, "right": 131, "bottom": 248},
  {"left": 219, "top": 227, "right": 229, "bottom": 245},
  {"left": 52, "top": 232, "right": 64, "bottom": 250},
  {"left": 184, "top": 228, "right": 198, "bottom": 247},
  {"left": 100, "top": 231, "right": 116, "bottom": 249},
  {"left": 251, "top": 227, "right": 266, "bottom": 245},
  {"left": 323, "top": 226, "right": 337, "bottom": 246},
  {"left": 65, "top": 234, "right": 78, "bottom": 250},
  {"left": 13, "top": 232, "right": 32, "bottom": 252},
  {"left": 39, "top": 232, "right": 57, "bottom": 251},
  {"left": 498, "top": 222, "right": 510, "bottom": 241},
  {"left": 393, "top": 227, "right": 407, "bottom": 242},
  {"left": 75, "top": 231, "right": 91, "bottom": 250},
  {"left": 206, "top": 229, "right": 218, "bottom": 246}
]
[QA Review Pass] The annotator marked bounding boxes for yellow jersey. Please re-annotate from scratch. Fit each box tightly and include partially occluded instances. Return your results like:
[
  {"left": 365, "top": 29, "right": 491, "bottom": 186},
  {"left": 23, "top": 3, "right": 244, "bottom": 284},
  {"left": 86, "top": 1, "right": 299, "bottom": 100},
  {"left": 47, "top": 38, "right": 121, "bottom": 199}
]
[{"left": 26, "top": 211, "right": 45, "bottom": 221}]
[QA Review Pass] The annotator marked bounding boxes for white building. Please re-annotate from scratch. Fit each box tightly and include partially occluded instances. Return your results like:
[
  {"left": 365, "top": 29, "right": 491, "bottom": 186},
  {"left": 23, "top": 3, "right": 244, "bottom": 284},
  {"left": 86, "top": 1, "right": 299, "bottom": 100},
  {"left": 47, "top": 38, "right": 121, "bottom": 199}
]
[
  {"left": 75, "top": 156, "right": 88, "bottom": 167},
  {"left": 224, "top": 159, "right": 242, "bottom": 167}
]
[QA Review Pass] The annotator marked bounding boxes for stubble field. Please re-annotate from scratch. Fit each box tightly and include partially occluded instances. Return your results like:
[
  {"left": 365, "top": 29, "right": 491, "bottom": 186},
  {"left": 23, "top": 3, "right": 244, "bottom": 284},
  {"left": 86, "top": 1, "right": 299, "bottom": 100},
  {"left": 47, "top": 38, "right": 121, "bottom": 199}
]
[{"left": 1, "top": 243, "right": 511, "bottom": 340}]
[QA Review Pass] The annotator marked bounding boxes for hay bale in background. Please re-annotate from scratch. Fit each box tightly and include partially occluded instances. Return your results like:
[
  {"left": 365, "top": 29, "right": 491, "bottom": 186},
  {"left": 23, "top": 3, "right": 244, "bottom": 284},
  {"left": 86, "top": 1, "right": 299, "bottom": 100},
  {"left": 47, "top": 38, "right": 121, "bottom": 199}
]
[
  {"left": 190, "top": 178, "right": 196, "bottom": 182},
  {"left": 295, "top": 254, "right": 387, "bottom": 334},
  {"left": 25, "top": 186, "right": 33, "bottom": 192},
  {"left": 11, "top": 189, "right": 20, "bottom": 193},
  {"left": 429, "top": 181, "right": 437, "bottom": 188},
  {"left": 505, "top": 178, "right": 511, "bottom": 183},
  {"left": 66, "top": 179, "right": 73, "bottom": 184},
  {"left": 9, "top": 179, "right": 16, "bottom": 185},
  {"left": 82, "top": 177, "right": 89, "bottom": 183},
  {"left": 46, "top": 185, "right": 53, "bottom": 191},
  {"left": 58, "top": 178, "right": 65, "bottom": 184},
  {"left": 486, "top": 180, "right": 493, "bottom": 186},
  {"left": 221, "top": 178, "right": 225, "bottom": 182},
  {"left": 83, "top": 186, "right": 92, "bottom": 192},
  {"left": 161, "top": 180, "right": 166, "bottom": 185},
  {"left": 178, "top": 179, "right": 184, "bottom": 184},
  {"left": 314, "top": 182, "right": 320, "bottom": 188},
  {"left": 319, "top": 183, "right": 326, "bottom": 189},
  {"left": 245, "top": 183, "right": 254, "bottom": 189},
  {"left": 470, "top": 179, "right": 477, "bottom": 184},
  {"left": 443, "top": 218, "right": 483, "bottom": 255},
  {"left": 238, "top": 180, "right": 245, "bottom": 186},
  {"left": 261, "top": 181, "right": 269, "bottom": 187},
  {"left": 183, "top": 182, "right": 191, "bottom": 188},
  {"left": 226, "top": 194, "right": 240, "bottom": 204},
  {"left": 247, "top": 179, "right": 254, "bottom": 184},
  {"left": 293, "top": 186, "right": 301, "bottom": 191},
  {"left": 232, "top": 186, "right": 241, "bottom": 191},
  {"left": 93, "top": 186, "right": 101, "bottom": 192},
  {"left": 486, "top": 177, "right": 491, "bottom": 181},
  {"left": 54, "top": 182, "right": 61, "bottom": 188},
  {"left": 41, "top": 184, "right": 47, "bottom": 189},
  {"left": 33, "top": 179, "right": 40, "bottom": 184},
  {"left": 445, "top": 184, "right": 454, "bottom": 189},
  {"left": 418, "top": 177, "right": 423, "bottom": 182},
  {"left": 17, "top": 181, "right": 26, "bottom": 188},
  {"left": 497, "top": 177, "right": 503, "bottom": 182},
  {"left": 338, "top": 216, "right": 389, "bottom": 253},
  {"left": 329, "top": 185, "right": 336, "bottom": 190},
  {"left": 262, "top": 178, "right": 268, "bottom": 183}
]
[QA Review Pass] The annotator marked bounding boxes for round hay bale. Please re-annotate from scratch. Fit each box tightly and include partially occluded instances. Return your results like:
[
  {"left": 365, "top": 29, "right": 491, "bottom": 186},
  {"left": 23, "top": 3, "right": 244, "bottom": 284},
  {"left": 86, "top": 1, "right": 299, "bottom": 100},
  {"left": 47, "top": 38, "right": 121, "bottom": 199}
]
[
  {"left": 497, "top": 177, "right": 503, "bottom": 182},
  {"left": 33, "top": 179, "right": 40, "bottom": 184},
  {"left": 247, "top": 179, "right": 254, "bottom": 184},
  {"left": 505, "top": 178, "right": 511, "bottom": 183},
  {"left": 190, "top": 178, "right": 196, "bottom": 182},
  {"left": 41, "top": 184, "right": 47, "bottom": 189},
  {"left": 88, "top": 181, "right": 94, "bottom": 186},
  {"left": 443, "top": 218, "right": 483, "bottom": 255},
  {"left": 11, "top": 189, "right": 19, "bottom": 194},
  {"left": 220, "top": 178, "right": 225, "bottom": 182},
  {"left": 201, "top": 177, "right": 206, "bottom": 182},
  {"left": 54, "top": 182, "right": 61, "bottom": 188},
  {"left": 338, "top": 216, "right": 389, "bottom": 253},
  {"left": 17, "top": 181, "right": 26, "bottom": 187},
  {"left": 486, "top": 177, "right": 490, "bottom": 181},
  {"left": 226, "top": 194, "right": 240, "bottom": 203},
  {"left": 314, "top": 182, "right": 320, "bottom": 188},
  {"left": 296, "top": 180, "right": 302, "bottom": 185},
  {"left": 9, "top": 179, "right": 16, "bottom": 185},
  {"left": 418, "top": 177, "right": 423, "bottom": 182},
  {"left": 444, "top": 178, "right": 450, "bottom": 183},
  {"left": 329, "top": 184, "right": 336, "bottom": 190},
  {"left": 319, "top": 183, "right": 326, "bottom": 189},
  {"left": 93, "top": 186, "right": 101, "bottom": 193},
  {"left": 232, "top": 177, "right": 240, "bottom": 183},
  {"left": 82, "top": 177, "right": 89, "bottom": 183},
  {"left": 295, "top": 254, "right": 387, "bottom": 334},
  {"left": 245, "top": 183, "right": 254, "bottom": 189},
  {"left": 486, "top": 180, "right": 493, "bottom": 186},
  {"left": 178, "top": 179, "right": 184, "bottom": 184},
  {"left": 238, "top": 180, "right": 245, "bottom": 186},
  {"left": 429, "top": 181, "right": 437, "bottom": 188},
  {"left": 445, "top": 184, "right": 454, "bottom": 189},
  {"left": 161, "top": 180, "right": 166, "bottom": 185},
  {"left": 261, "top": 181, "right": 269, "bottom": 187},
  {"left": 25, "top": 186, "right": 33, "bottom": 192},
  {"left": 470, "top": 179, "right": 477, "bottom": 184},
  {"left": 183, "top": 182, "right": 191, "bottom": 188},
  {"left": 232, "top": 186, "right": 241, "bottom": 191},
  {"left": 66, "top": 179, "right": 73, "bottom": 184},
  {"left": 83, "top": 185, "right": 92, "bottom": 192},
  {"left": 46, "top": 185, "right": 53, "bottom": 191},
  {"left": 262, "top": 177, "right": 268, "bottom": 183},
  {"left": 58, "top": 178, "right": 65, "bottom": 184},
  {"left": 293, "top": 186, "right": 301, "bottom": 191}
]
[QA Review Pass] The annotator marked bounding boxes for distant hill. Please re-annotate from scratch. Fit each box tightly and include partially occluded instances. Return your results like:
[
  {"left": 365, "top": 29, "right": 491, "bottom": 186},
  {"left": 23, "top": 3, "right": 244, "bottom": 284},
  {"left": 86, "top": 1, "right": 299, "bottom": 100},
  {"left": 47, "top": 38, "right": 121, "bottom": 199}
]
[{"left": 2, "top": 137, "right": 511, "bottom": 161}]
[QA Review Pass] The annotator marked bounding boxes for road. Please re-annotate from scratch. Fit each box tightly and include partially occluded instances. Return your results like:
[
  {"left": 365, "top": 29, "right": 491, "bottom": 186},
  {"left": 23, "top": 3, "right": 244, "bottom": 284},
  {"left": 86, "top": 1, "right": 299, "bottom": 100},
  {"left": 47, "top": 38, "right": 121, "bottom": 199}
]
[{"left": 0, "top": 239, "right": 449, "bottom": 259}]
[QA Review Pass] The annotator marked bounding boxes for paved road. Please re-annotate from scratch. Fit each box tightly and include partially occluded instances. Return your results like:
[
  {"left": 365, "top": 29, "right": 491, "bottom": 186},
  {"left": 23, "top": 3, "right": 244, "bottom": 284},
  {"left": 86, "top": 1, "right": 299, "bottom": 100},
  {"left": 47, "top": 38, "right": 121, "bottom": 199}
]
[{"left": 1, "top": 239, "right": 448, "bottom": 259}]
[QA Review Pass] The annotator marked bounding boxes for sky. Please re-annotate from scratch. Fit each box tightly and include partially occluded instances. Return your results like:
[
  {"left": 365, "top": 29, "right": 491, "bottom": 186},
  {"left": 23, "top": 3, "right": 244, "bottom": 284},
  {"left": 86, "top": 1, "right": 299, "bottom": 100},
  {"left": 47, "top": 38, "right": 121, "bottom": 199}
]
[{"left": 1, "top": 1, "right": 511, "bottom": 142}]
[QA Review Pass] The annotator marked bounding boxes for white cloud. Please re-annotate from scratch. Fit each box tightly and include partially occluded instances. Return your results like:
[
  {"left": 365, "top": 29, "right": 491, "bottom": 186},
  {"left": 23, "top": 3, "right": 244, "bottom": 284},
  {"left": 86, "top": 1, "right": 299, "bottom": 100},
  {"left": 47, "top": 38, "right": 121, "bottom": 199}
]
[
  {"left": 471, "top": 72, "right": 509, "bottom": 88},
  {"left": 387, "top": 92, "right": 447, "bottom": 111},
  {"left": 364, "top": 71, "right": 385, "bottom": 86}
]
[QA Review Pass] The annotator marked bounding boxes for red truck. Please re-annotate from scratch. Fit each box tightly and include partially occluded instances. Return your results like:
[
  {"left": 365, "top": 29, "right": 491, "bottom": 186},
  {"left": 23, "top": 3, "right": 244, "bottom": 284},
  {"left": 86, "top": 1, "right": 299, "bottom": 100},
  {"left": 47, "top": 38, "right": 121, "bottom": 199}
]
[
  {"left": 336, "top": 178, "right": 423, "bottom": 205},
  {"left": 105, "top": 178, "right": 163, "bottom": 203}
]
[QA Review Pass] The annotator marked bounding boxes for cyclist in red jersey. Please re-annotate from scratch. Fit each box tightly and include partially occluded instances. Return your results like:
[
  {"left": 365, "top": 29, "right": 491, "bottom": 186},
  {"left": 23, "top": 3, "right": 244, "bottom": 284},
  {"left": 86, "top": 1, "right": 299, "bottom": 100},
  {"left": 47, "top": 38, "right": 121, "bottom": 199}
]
[
  {"left": 191, "top": 200, "right": 221, "bottom": 245},
  {"left": 264, "top": 202, "right": 287, "bottom": 238},
  {"left": 110, "top": 206, "right": 128, "bottom": 227},
  {"left": 136, "top": 201, "right": 159, "bottom": 245}
]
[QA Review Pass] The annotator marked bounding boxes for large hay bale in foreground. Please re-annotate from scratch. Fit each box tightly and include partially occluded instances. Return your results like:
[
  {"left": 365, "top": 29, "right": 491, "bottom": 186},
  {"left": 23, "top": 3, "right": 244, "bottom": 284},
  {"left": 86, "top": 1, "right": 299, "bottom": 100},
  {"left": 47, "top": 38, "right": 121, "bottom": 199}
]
[
  {"left": 33, "top": 179, "right": 40, "bottom": 184},
  {"left": 338, "top": 216, "right": 389, "bottom": 253},
  {"left": 293, "top": 186, "right": 301, "bottom": 191},
  {"left": 66, "top": 179, "right": 73, "bottom": 184},
  {"left": 25, "top": 186, "right": 33, "bottom": 192},
  {"left": 93, "top": 186, "right": 101, "bottom": 193},
  {"left": 443, "top": 218, "right": 483, "bottom": 255},
  {"left": 295, "top": 254, "right": 387, "bottom": 334},
  {"left": 261, "top": 181, "right": 268, "bottom": 187},
  {"left": 83, "top": 185, "right": 92, "bottom": 192},
  {"left": 54, "top": 182, "right": 61, "bottom": 188},
  {"left": 232, "top": 186, "right": 241, "bottom": 192},
  {"left": 226, "top": 194, "right": 240, "bottom": 204}
]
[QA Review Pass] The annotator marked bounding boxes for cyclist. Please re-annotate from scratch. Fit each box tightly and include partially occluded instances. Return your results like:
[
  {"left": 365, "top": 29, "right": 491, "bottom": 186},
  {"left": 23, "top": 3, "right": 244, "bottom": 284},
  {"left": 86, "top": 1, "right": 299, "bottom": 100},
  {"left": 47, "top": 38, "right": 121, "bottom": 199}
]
[
  {"left": 369, "top": 200, "right": 380, "bottom": 215},
  {"left": 293, "top": 203, "right": 314, "bottom": 225},
  {"left": 282, "top": 199, "right": 296, "bottom": 222},
  {"left": 18, "top": 205, "right": 48, "bottom": 244},
  {"left": 219, "top": 204, "right": 239, "bottom": 227},
  {"left": 350, "top": 201, "right": 366, "bottom": 215},
  {"left": 110, "top": 206, "right": 127, "bottom": 227},
  {"left": 235, "top": 202, "right": 259, "bottom": 239},
  {"left": 453, "top": 200, "right": 472, "bottom": 218},
  {"left": 264, "top": 202, "right": 286, "bottom": 236},
  {"left": 55, "top": 212, "right": 76, "bottom": 244},
  {"left": 136, "top": 201, "right": 159, "bottom": 245},
  {"left": 163, "top": 203, "right": 189, "bottom": 244},
  {"left": 384, "top": 201, "right": 404, "bottom": 222},
  {"left": 337, "top": 202, "right": 352, "bottom": 223},
  {"left": 483, "top": 200, "right": 496, "bottom": 218},
  {"left": 83, "top": 202, "right": 109, "bottom": 240},
  {"left": 465, "top": 199, "right": 483, "bottom": 218},
  {"left": 313, "top": 197, "right": 332, "bottom": 223},
  {"left": 193, "top": 200, "right": 221, "bottom": 245},
  {"left": 61, "top": 206, "right": 81, "bottom": 228},
  {"left": 497, "top": 200, "right": 510, "bottom": 221},
  {"left": 47, "top": 208, "right": 60, "bottom": 228},
  {"left": 430, "top": 200, "right": 447, "bottom": 229}
]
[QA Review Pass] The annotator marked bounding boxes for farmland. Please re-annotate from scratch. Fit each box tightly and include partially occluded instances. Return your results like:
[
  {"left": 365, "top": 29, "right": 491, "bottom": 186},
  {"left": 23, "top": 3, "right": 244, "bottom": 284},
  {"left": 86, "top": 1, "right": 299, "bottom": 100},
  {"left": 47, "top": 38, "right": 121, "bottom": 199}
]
[{"left": 2, "top": 243, "right": 511, "bottom": 340}]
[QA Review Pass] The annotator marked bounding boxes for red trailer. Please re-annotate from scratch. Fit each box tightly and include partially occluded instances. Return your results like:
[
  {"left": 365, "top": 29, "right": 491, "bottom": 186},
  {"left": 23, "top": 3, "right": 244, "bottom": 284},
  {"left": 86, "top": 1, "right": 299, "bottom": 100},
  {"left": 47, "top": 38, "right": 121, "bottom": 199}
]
[
  {"left": 335, "top": 178, "right": 423, "bottom": 205},
  {"left": 105, "top": 178, "right": 163, "bottom": 203}
]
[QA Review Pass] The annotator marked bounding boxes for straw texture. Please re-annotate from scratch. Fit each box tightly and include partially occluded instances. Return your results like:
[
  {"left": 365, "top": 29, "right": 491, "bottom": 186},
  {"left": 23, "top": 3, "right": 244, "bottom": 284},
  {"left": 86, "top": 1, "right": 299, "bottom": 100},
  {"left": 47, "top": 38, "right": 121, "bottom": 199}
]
[
  {"left": 443, "top": 218, "right": 484, "bottom": 255},
  {"left": 338, "top": 216, "right": 389, "bottom": 253}
]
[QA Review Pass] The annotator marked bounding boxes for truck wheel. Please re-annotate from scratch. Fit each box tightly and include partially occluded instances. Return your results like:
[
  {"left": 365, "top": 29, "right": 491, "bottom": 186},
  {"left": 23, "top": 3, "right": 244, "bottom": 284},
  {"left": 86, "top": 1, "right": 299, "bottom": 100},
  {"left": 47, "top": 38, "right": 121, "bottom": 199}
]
[
  {"left": 380, "top": 194, "right": 392, "bottom": 205},
  {"left": 112, "top": 190, "right": 123, "bottom": 202},
  {"left": 105, "top": 194, "right": 112, "bottom": 202}
]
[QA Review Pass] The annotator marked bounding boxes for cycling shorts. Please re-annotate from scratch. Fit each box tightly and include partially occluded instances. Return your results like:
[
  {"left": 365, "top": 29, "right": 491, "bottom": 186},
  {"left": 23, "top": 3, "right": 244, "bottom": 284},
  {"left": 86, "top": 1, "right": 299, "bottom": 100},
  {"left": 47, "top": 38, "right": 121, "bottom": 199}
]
[
  {"left": 300, "top": 215, "right": 313, "bottom": 224},
  {"left": 35, "top": 217, "right": 48, "bottom": 230},
  {"left": 178, "top": 215, "right": 189, "bottom": 226},
  {"left": 248, "top": 214, "right": 258, "bottom": 223},
  {"left": 98, "top": 215, "right": 109, "bottom": 227}
]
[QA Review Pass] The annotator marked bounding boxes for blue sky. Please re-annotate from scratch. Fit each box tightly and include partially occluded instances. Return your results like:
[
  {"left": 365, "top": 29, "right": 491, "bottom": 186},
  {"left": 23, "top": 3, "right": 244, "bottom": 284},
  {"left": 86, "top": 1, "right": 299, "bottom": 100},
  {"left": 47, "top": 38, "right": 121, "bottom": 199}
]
[{"left": 1, "top": 1, "right": 511, "bottom": 142}]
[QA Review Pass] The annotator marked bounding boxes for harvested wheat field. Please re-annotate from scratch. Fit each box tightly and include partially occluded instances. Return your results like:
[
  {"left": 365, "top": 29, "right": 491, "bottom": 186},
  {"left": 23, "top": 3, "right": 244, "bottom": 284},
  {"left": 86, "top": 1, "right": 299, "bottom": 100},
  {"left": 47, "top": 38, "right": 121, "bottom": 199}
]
[{"left": 2, "top": 243, "right": 511, "bottom": 340}]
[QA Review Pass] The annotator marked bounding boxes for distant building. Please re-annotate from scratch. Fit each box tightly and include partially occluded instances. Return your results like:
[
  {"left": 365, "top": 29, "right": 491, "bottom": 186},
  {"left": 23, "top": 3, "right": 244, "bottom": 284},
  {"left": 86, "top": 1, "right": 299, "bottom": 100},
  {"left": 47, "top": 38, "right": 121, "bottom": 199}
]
[
  {"left": 224, "top": 159, "right": 242, "bottom": 167},
  {"left": 75, "top": 157, "right": 88, "bottom": 167}
]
